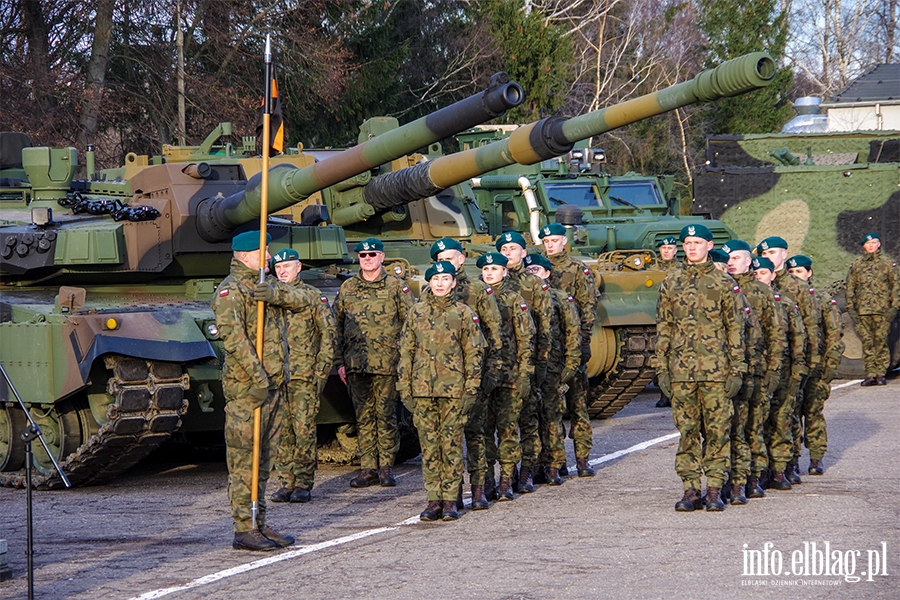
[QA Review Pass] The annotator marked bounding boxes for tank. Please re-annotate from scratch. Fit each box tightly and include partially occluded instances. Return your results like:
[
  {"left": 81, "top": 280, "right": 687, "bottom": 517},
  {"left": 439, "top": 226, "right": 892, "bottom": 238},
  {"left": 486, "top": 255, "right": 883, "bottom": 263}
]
[{"left": 0, "top": 73, "right": 525, "bottom": 488}]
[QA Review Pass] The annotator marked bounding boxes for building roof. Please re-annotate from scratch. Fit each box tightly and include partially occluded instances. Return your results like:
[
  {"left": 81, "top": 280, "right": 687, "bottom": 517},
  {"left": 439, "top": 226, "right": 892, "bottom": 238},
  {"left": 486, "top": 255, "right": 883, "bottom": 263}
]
[{"left": 831, "top": 63, "right": 899, "bottom": 103}]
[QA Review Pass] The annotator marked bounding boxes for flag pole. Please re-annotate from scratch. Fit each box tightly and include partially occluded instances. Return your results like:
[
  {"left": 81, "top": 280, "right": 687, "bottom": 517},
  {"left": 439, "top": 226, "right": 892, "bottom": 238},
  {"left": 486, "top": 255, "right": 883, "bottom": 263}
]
[{"left": 251, "top": 32, "right": 273, "bottom": 532}]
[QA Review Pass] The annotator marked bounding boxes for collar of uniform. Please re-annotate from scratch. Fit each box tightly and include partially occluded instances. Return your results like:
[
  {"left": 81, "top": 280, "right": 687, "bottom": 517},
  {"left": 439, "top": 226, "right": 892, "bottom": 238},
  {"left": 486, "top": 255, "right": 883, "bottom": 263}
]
[
  {"left": 455, "top": 268, "right": 469, "bottom": 283},
  {"left": 230, "top": 258, "right": 260, "bottom": 284},
  {"left": 864, "top": 249, "right": 880, "bottom": 261},
  {"left": 487, "top": 278, "right": 507, "bottom": 293},
  {"left": 546, "top": 249, "right": 568, "bottom": 263},
  {"left": 426, "top": 292, "right": 454, "bottom": 308},
  {"left": 355, "top": 267, "right": 387, "bottom": 284},
  {"left": 683, "top": 258, "right": 714, "bottom": 274},
  {"left": 733, "top": 270, "right": 754, "bottom": 285}
]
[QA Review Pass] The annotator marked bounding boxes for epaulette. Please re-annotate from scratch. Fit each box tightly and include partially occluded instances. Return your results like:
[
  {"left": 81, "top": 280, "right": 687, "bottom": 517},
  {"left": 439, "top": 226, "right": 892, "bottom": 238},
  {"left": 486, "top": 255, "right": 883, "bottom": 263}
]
[
  {"left": 520, "top": 303, "right": 528, "bottom": 311},
  {"left": 485, "top": 287, "right": 493, "bottom": 295}
]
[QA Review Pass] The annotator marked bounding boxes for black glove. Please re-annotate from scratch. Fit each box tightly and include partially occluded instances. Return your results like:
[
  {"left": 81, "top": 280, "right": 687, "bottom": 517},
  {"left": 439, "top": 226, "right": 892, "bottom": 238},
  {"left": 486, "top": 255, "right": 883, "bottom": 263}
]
[
  {"left": 560, "top": 367, "right": 576, "bottom": 384},
  {"left": 248, "top": 384, "right": 269, "bottom": 408},
  {"left": 657, "top": 371, "right": 672, "bottom": 398},
  {"left": 400, "top": 393, "right": 415, "bottom": 412},
  {"left": 580, "top": 343, "right": 592, "bottom": 366},
  {"left": 534, "top": 364, "right": 547, "bottom": 388},
  {"left": 254, "top": 282, "right": 276, "bottom": 303},
  {"left": 725, "top": 373, "right": 743, "bottom": 398},
  {"left": 481, "top": 372, "right": 499, "bottom": 396}
]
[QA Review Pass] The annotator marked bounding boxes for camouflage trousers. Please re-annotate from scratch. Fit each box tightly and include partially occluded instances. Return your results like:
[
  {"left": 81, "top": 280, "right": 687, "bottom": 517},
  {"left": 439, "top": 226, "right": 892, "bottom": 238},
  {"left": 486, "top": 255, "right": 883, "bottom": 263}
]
[
  {"left": 463, "top": 390, "right": 489, "bottom": 485},
  {"left": 671, "top": 381, "right": 732, "bottom": 490},
  {"left": 538, "top": 370, "right": 567, "bottom": 467},
  {"left": 856, "top": 314, "right": 891, "bottom": 376},
  {"left": 518, "top": 376, "right": 543, "bottom": 467},
  {"left": 729, "top": 376, "right": 754, "bottom": 485},
  {"left": 564, "top": 366, "right": 593, "bottom": 458},
  {"left": 413, "top": 396, "right": 467, "bottom": 501},
  {"left": 485, "top": 385, "right": 523, "bottom": 478},
  {"left": 224, "top": 385, "right": 283, "bottom": 533},
  {"left": 347, "top": 373, "right": 400, "bottom": 470},
  {"left": 275, "top": 378, "right": 320, "bottom": 491},
  {"left": 766, "top": 367, "right": 798, "bottom": 472},
  {"left": 798, "top": 375, "right": 829, "bottom": 461},
  {"left": 747, "top": 375, "right": 772, "bottom": 477}
]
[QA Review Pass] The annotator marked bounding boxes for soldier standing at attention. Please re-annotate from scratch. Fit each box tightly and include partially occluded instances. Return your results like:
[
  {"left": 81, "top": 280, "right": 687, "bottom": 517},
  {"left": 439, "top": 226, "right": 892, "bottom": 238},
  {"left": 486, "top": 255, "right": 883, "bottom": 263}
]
[
  {"left": 397, "top": 261, "right": 485, "bottom": 521},
  {"left": 787, "top": 254, "right": 844, "bottom": 475},
  {"left": 212, "top": 230, "right": 307, "bottom": 551},
  {"left": 268, "top": 249, "right": 336, "bottom": 504},
  {"left": 655, "top": 224, "right": 746, "bottom": 512},
  {"left": 846, "top": 232, "right": 900, "bottom": 386},
  {"left": 429, "top": 238, "right": 503, "bottom": 510},
  {"left": 654, "top": 236, "right": 682, "bottom": 408},
  {"left": 539, "top": 223, "right": 596, "bottom": 478},
  {"left": 335, "top": 237, "right": 415, "bottom": 488}
]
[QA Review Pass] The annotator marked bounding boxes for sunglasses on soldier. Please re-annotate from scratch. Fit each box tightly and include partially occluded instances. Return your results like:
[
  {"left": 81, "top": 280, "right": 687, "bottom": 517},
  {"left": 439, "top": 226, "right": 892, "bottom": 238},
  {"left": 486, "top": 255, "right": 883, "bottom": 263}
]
[{"left": 358, "top": 252, "right": 381, "bottom": 258}]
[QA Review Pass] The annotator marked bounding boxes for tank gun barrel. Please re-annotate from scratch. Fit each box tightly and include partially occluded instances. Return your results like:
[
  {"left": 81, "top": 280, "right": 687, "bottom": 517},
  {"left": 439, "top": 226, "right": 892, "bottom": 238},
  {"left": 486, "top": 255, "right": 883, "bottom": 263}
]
[{"left": 196, "top": 72, "right": 524, "bottom": 242}]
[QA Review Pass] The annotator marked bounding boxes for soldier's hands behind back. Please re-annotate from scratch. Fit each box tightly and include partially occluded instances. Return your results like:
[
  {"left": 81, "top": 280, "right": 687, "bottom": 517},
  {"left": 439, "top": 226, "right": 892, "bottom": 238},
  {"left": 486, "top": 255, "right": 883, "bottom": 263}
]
[
  {"left": 253, "top": 282, "right": 276, "bottom": 303},
  {"left": 725, "top": 373, "right": 743, "bottom": 398}
]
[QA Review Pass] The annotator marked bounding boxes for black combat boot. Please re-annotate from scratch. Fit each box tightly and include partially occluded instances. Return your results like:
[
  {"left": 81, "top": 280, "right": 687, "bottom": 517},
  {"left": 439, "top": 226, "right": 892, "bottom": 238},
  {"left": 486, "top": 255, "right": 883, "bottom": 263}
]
[
  {"left": 730, "top": 483, "right": 748, "bottom": 505},
  {"left": 496, "top": 476, "right": 514, "bottom": 501},
  {"left": 270, "top": 487, "right": 292, "bottom": 503},
  {"left": 349, "top": 468, "right": 379, "bottom": 488},
  {"left": 675, "top": 488, "right": 703, "bottom": 512},
  {"left": 705, "top": 487, "right": 725, "bottom": 511},
  {"left": 770, "top": 470, "right": 793, "bottom": 490},
  {"left": 785, "top": 463, "right": 802, "bottom": 485},
  {"left": 576, "top": 457, "right": 595, "bottom": 477},
  {"left": 516, "top": 466, "right": 535, "bottom": 493},
  {"left": 470, "top": 485, "right": 490, "bottom": 510},
  {"left": 746, "top": 475, "right": 765, "bottom": 498},
  {"left": 456, "top": 482, "right": 464, "bottom": 509},
  {"left": 545, "top": 466, "right": 563, "bottom": 486},
  {"left": 484, "top": 475, "right": 499, "bottom": 501},
  {"left": 876, "top": 375, "right": 887, "bottom": 385},
  {"left": 260, "top": 525, "right": 295, "bottom": 548},
  {"left": 532, "top": 465, "right": 548, "bottom": 484},
  {"left": 441, "top": 500, "right": 460, "bottom": 521},
  {"left": 655, "top": 394, "right": 671, "bottom": 408},
  {"left": 861, "top": 376, "right": 877, "bottom": 386},
  {"left": 233, "top": 529, "right": 277, "bottom": 551},
  {"left": 808, "top": 458, "right": 824, "bottom": 475},
  {"left": 290, "top": 487, "right": 311, "bottom": 503},
  {"left": 559, "top": 462, "right": 569, "bottom": 477},
  {"left": 378, "top": 465, "right": 397, "bottom": 487},
  {"left": 419, "top": 500, "right": 443, "bottom": 521}
]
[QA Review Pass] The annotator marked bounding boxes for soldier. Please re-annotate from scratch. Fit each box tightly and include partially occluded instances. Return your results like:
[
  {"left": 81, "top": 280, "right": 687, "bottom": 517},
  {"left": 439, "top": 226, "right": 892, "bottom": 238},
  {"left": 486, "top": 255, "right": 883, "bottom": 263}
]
[
  {"left": 397, "top": 261, "right": 485, "bottom": 521},
  {"left": 268, "top": 249, "right": 336, "bottom": 504},
  {"left": 478, "top": 251, "right": 535, "bottom": 501},
  {"left": 538, "top": 223, "right": 596, "bottom": 478},
  {"left": 846, "top": 232, "right": 900, "bottom": 386},
  {"left": 211, "top": 230, "right": 307, "bottom": 551},
  {"left": 429, "top": 237, "right": 502, "bottom": 510},
  {"left": 787, "top": 254, "right": 844, "bottom": 474},
  {"left": 656, "top": 224, "right": 746, "bottom": 512},
  {"left": 656, "top": 236, "right": 682, "bottom": 274},
  {"left": 523, "top": 253, "right": 580, "bottom": 485},
  {"left": 335, "top": 237, "right": 415, "bottom": 488}
]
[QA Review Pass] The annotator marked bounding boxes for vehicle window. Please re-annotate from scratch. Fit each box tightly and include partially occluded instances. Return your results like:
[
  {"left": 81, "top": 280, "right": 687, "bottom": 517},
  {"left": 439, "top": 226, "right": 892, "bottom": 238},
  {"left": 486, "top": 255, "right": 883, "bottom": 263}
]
[
  {"left": 543, "top": 182, "right": 601, "bottom": 208},
  {"left": 607, "top": 181, "right": 664, "bottom": 206}
]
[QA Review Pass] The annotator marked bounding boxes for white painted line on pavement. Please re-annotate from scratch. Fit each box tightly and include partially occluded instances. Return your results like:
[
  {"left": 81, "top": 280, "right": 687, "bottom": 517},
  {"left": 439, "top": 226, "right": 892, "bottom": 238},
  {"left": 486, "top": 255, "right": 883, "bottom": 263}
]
[
  {"left": 584, "top": 432, "right": 680, "bottom": 469},
  {"left": 831, "top": 380, "right": 863, "bottom": 391}
]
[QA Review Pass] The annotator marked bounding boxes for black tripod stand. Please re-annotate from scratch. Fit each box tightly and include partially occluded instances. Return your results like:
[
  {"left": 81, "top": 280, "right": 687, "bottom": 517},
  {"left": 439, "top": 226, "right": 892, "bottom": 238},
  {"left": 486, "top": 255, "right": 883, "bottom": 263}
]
[{"left": 0, "top": 362, "right": 71, "bottom": 600}]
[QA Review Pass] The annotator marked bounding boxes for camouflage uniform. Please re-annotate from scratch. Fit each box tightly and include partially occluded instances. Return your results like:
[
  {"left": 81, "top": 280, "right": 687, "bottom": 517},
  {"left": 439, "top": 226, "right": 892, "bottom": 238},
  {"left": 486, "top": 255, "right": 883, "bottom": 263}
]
[
  {"left": 659, "top": 257, "right": 683, "bottom": 274},
  {"left": 846, "top": 249, "right": 900, "bottom": 377},
  {"left": 275, "top": 280, "right": 336, "bottom": 492},
  {"left": 334, "top": 268, "right": 415, "bottom": 470},
  {"left": 397, "top": 292, "right": 485, "bottom": 501},
  {"left": 729, "top": 281, "right": 763, "bottom": 487},
  {"left": 766, "top": 295, "right": 807, "bottom": 475},
  {"left": 656, "top": 259, "right": 746, "bottom": 491}
]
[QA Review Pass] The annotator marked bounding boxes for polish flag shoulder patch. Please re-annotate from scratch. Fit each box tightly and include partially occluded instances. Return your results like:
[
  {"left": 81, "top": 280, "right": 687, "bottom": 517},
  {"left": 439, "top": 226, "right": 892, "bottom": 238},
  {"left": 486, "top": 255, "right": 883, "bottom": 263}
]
[
  {"left": 733, "top": 285, "right": 740, "bottom": 293},
  {"left": 219, "top": 288, "right": 229, "bottom": 297},
  {"left": 473, "top": 315, "right": 480, "bottom": 323},
  {"left": 520, "top": 303, "right": 528, "bottom": 311},
  {"left": 485, "top": 287, "right": 493, "bottom": 295},
  {"left": 541, "top": 283, "right": 549, "bottom": 291},
  {"left": 402, "top": 286, "right": 410, "bottom": 294}
]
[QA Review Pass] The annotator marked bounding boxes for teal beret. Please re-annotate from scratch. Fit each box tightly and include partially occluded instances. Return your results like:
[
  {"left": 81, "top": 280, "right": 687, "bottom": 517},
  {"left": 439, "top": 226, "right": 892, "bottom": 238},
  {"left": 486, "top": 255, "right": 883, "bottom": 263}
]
[
  {"left": 861, "top": 232, "right": 880, "bottom": 245},
  {"left": 477, "top": 252, "right": 509, "bottom": 268},
  {"left": 495, "top": 231, "right": 527, "bottom": 250},
  {"left": 756, "top": 236, "right": 788, "bottom": 253},
  {"left": 232, "top": 230, "right": 271, "bottom": 252},
  {"left": 752, "top": 256, "right": 775, "bottom": 271},
  {"left": 679, "top": 223, "right": 713, "bottom": 242},
  {"left": 523, "top": 253, "right": 552, "bottom": 271},
  {"left": 425, "top": 260, "right": 457, "bottom": 281},
  {"left": 430, "top": 237, "right": 463, "bottom": 261},
  {"left": 354, "top": 237, "right": 384, "bottom": 252},
  {"left": 538, "top": 223, "right": 567, "bottom": 239},
  {"left": 721, "top": 239, "right": 751, "bottom": 254},
  {"left": 786, "top": 254, "right": 812, "bottom": 269},
  {"left": 709, "top": 249, "right": 729, "bottom": 264},
  {"left": 271, "top": 248, "right": 300, "bottom": 265},
  {"left": 657, "top": 236, "right": 678, "bottom": 247}
]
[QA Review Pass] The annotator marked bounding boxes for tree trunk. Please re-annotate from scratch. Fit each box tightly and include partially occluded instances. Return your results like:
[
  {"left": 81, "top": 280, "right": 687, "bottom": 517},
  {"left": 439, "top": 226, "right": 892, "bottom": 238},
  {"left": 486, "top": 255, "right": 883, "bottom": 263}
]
[{"left": 76, "top": 0, "right": 116, "bottom": 164}]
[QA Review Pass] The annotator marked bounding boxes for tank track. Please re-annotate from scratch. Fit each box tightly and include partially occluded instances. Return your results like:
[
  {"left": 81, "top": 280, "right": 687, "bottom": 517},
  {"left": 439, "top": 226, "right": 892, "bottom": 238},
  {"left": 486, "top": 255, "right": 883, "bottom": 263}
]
[
  {"left": 0, "top": 356, "right": 188, "bottom": 490},
  {"left": 587, "top": 326, "right": 657, "bottom": 420}
]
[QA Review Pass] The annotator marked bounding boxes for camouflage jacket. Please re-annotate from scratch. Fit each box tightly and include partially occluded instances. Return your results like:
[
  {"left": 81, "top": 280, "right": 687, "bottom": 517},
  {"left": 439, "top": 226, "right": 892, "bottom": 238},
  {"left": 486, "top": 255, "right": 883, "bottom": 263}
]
[
  {"left": 812, "top": 282, "right": 844, "bottom": 372},
  {"left": 506, "top": 264, "right": 551, "bottom": 363},
  {"left": 734, "top": 281, "right": 765, "bottom": 377},
  {"left": 334, "top": 268, "right": 415, "bottom": 375},
  {"left": 846, "top": 249, "right": 900, "bottom": 316},
  {"left": 396, "top": 293, "right": 485, "bottom": 399},
  {"left": 655, "top": 259, "right": 747, "bottom": 382},
  {"left": 773, "top": 269, "right": 822, "bottom": 371},
  {"left": 774, "top": 292, "right": 808, "bottom": 379},
  {"left": 279, "top": 279, "right": 337, "bottom": 383},
  {"left": 488, "top": 278, "right": 536, "bottom": 386},
  {"left": 659, "top": 258, "right": 683, "bottom": 274},
  {"left": 734, "top": 272, "right": 785, "bottom": 376},
  {"left": 548, "top": 287, "right": 582, "bottom": 376},
  {"left": 545, "top": 249, "right": 597, "bottom": 345}
]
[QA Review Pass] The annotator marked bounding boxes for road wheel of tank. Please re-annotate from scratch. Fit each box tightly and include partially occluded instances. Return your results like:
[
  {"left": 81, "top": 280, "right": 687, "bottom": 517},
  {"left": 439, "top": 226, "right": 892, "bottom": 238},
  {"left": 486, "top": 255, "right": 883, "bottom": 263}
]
[
  {"left": 587, "top": 326, "right": 657, "bottom": 419},
  {"left": 0, "top": 404, "right": 27, "bottom": 471},
  {"left": 31, "top": 400, "right": 84, "bottom": 475}
]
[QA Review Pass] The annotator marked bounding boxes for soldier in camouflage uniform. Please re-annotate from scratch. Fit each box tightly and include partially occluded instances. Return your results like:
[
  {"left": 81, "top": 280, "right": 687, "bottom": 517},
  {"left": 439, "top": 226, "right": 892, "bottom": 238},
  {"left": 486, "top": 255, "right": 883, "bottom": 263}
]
[
  {"left": 479, "top": 251, "right": 535, "bottom": 501},
  {"left": 656, "top": 224, "right": 746, "bottom": 512},
  {"left": 539, "top": 223, "right": 596, "bottom": 478},
  {"left": 788, "top": 254, "right": 844, "bottom": 475},
  {"left": 212, "top": 230, "right": 308, "bottom": 551},
  {"left": 397, "top": 261, "right": 485, "bottom": 522},
  {"left": 429, "top": 238, "right": 502, "bottom": 510},
  {"left": 846, "top": 232, "right": 900, "bottom": 386},
  {"left": 267, "top": 249, "right": 336, "bottom": 504},
  {"left": 524, "top": 253, "right": 581, "bottom": 485},
  {"left": 655, "top": 236, "right": 682, "bottom": 408},
  {"left": 335, "top": 237, "right": 415, "bottom": 488}
]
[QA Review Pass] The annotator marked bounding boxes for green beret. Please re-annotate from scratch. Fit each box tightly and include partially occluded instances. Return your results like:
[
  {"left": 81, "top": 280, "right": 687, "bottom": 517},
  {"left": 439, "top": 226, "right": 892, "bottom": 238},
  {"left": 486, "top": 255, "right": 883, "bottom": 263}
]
[
  {"left": 721, "top": 239, "right": 751, "bottom": 254},
  {"left": 752, "top": 256, "right": 775, "bottom": 271},
  {"left": 786, "top": 254, "right": 812, "bottom": 269},
  {"left": 709, "top": 248, "right": 729, "bottom": 264},
  {"left": 495, "top": 231, "right": 527, "bottom": 250},
  {"left": 430, "top": 237, "right": 463, "bottom": 261},
  {"left": 756, "top": 236, "right": 788, "bottom": 253},
  {"left": 354, "top": 237, "right": 384, "bottom": 252},
  {"left": 538, "top": 223, "right": 567, "bottom": 239},
  {"left": 656, "top": 236, "right": 678, "bottom": 247},
  {"left": 477, "top": 252, "right": 508, "bottom": 268},
  {"left": 424, "top": 260, "right": 457, "bottom": 281},
  {"left": 679, "top": 223, "right": 713, "bottom": 242},
  {"left": 271, "top": 248, "right": 300, "bottom": 265},
  {"left": 523, "top": 253, "right": 552, "bottom": 271},
  {"left": 861, "top": 232, "right": 880, "bottom": 245},
  {"left": 232, "top": 230, "right": 271, "bottom": 252}
]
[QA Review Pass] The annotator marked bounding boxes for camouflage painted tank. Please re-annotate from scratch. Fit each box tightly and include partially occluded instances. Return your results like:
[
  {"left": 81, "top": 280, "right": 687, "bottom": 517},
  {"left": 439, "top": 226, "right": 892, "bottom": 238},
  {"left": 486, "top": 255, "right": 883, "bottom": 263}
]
[{"left": 0, "top": 73, "right": 525, "bottom": 488}]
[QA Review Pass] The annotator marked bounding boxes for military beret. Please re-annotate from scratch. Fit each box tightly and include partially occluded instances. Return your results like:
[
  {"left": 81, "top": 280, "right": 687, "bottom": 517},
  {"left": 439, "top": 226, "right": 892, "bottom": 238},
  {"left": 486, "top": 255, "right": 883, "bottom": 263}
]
[
  {"left": 524, "top": 253, "right": 552, "bottom": 271},
  {"left": 271, "top": 248, "right": 300, "bottom": 265},
  {"left": 354, "top": 237, "right": 384, "bottom": 252},
  {"left": 861, "top": 232, "right": 880, "bottom": 245},
  {"left": 721, "top": 239, "right": 751, "bottom": 254},
  {"left": 656, "top": 236, "right": 678, "bottom": 247},
  {"left": 538, "top": 223, "right": 567, "bottom": 239},
  {"left": 786, "top": 254, "right": 812, "bottom": 269},
  {"left": 424, "top": 260, "right": 457, "bottom": 281},
  {"left": 495, "top": 231, "right": 527, "bottom": 250},
  {"left": 430, "top": 237, "right": 463, "bottom": 261},
  {"left": 477, "top": 252, "right": 509, "bottom": 268},
  {"left": 679, "top": 223, "right": 713, "bottom": 242},
  {"left": 232, "top": 230, "right": 271, "bottom": 252},
  {"left": 709, "top": 248, "right": 729, "bottom": 264},
  {"left": 756, "top": 236, "right": 788, "bottom": 253},
  {"left": 752, "top": 256, "right": 775, "bottom": 271}
]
